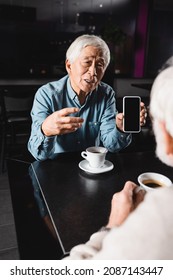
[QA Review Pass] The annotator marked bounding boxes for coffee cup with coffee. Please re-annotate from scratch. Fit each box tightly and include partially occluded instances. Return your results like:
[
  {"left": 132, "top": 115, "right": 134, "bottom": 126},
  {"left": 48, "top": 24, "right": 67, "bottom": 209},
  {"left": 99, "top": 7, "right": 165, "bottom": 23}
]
[
  {"left": 81, "top": 146, "right": 108, "bottom": 168},
  {"left": 138, "top": 172, "right": 172, "bottom": 191}
]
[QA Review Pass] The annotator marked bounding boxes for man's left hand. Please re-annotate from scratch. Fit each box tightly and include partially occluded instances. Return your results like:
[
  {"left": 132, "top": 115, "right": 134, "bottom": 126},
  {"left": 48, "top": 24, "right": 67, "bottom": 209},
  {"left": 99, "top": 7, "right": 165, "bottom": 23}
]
[
  {"left": 116, "top": 102, "right": 147, "bottom": 132},
  {"left": 140, "top": 102, "right": 147, "bottom": 126}
]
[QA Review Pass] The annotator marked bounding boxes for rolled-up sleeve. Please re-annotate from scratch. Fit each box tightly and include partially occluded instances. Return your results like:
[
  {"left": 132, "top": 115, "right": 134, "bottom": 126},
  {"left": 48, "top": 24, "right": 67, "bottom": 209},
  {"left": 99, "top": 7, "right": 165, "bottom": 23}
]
[
  {"left": 28, "top": 87, "right": 57, "bottom": 161},
  {"left": 28, "top": 125, "right": 57, "bottom": 161}
]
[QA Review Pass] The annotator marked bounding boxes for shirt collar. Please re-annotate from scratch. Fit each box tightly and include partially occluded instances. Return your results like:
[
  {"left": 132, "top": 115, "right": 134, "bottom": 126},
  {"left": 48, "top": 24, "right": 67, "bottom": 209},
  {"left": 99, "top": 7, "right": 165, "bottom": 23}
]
[
  {"left": 67, "top": 77, "right": 76, "bottom": 100},
  {"left": 67, "top": 77, "right": 94, "bottom": 101}
]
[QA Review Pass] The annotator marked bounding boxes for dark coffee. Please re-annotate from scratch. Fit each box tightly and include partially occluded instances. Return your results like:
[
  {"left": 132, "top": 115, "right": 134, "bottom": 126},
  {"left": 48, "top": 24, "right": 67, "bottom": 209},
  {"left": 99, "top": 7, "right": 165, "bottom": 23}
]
[{"left": 142, "top": 179, "right": 164, "bottom": 188}]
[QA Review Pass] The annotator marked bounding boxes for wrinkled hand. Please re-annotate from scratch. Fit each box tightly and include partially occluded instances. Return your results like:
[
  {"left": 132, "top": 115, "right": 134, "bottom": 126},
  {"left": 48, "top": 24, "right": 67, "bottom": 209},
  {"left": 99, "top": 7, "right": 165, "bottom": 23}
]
[
  {"left": 106, "top": 181, "right": 146, "bottom": 228},
  {"left": 140, "top": 102, "right": 147, "bottom": 126},
  {"left": 116, "top": 102, "right": 147, "bottom": 132},
  {"left": 42, "top": 107, "right": 84, "bottom": 137},
  {"left": 116, "top": 113, "right": 124, "bottom": 131}
]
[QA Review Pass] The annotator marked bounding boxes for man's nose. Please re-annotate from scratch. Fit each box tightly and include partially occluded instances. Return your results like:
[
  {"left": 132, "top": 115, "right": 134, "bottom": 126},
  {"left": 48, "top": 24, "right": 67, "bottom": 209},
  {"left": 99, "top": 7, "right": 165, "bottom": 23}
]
[{"left": 88, "top": 63, "right": 97, "bottom": 76}]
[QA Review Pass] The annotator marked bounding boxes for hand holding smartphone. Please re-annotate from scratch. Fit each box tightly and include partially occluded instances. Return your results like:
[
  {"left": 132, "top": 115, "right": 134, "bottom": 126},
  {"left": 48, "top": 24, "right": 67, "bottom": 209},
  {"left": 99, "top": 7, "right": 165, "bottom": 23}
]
[{"left": 123, "top": 96, "right": 141, "bottom": 133}]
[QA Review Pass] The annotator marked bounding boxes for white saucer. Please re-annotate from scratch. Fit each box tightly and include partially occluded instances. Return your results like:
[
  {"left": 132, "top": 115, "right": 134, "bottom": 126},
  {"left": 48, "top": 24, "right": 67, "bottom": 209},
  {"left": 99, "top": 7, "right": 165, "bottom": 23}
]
[{"left": 79, "top": 160, "right": 114, "bottom": 174}]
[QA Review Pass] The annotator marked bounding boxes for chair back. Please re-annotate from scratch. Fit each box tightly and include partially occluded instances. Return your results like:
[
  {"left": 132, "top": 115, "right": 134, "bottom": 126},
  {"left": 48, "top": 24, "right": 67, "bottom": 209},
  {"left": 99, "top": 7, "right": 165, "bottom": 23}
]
[
  {"left": 0, "top": 85, "right": 38, "bottom": 173},
  {"left": 0, "top": 86, "right": 36, "bottom": 121}
]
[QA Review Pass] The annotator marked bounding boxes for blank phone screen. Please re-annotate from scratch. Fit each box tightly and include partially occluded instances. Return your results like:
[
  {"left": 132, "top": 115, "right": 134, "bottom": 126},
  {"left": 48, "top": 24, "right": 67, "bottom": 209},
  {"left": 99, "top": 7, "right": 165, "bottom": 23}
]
[{"left": 123, "top": 97, "right": 140, "bottom": 132}]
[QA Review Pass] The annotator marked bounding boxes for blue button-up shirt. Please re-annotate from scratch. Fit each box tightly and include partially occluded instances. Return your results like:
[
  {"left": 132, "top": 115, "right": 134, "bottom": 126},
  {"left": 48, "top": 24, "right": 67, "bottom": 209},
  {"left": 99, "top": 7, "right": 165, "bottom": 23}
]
[{"left": 28, "top": 75, "right": 131, "bottom": 160}]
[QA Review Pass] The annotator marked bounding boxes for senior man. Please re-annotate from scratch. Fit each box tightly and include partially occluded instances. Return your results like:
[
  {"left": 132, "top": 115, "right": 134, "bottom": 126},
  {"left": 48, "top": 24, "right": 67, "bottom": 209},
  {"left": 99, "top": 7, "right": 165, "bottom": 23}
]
[
  {"left": 64, "top": 66, "right": 173, "bottom": 259},
  {"left": 28, "top": 34, "right": 146, "bottom": 161}
]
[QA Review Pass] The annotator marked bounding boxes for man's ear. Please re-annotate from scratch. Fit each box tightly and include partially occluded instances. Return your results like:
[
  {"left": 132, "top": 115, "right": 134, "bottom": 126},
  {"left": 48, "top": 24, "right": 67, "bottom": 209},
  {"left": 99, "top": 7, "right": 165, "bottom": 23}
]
[
  {"left": 160, "top": 122, "right": 173, "bottom": 155},
  {"left": 65, "top": 59, "right": 71, "bottom": 74}
]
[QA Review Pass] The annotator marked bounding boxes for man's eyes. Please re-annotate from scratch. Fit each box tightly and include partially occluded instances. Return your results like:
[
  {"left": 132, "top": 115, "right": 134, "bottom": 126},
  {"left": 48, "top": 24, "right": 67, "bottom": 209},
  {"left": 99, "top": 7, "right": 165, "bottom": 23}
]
[
  {"left": 82, "top": 61, "right": 104, "bottom": 67},
  {"left": 83, "top": 61, "right": 91, "bottom": 64},
  {"left": 97, "top": 62, "right": 104, "bottom": 67}
]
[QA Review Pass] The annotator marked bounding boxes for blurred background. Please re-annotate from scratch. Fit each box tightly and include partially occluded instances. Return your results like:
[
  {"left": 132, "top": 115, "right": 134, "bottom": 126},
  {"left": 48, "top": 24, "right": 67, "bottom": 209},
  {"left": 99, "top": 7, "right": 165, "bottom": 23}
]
[
  {"left": 0, "top": 0, "right": 173, "bottom": 80},
  {"left": 1, "top": 0, "right": 173, "bottom": 260}
]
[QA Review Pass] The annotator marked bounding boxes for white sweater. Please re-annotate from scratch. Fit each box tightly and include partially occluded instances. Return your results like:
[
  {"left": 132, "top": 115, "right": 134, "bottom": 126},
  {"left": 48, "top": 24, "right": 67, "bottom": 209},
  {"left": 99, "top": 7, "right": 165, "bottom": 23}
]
[{"left": 64, "top": 187, "right": 173, "bottom": 259}]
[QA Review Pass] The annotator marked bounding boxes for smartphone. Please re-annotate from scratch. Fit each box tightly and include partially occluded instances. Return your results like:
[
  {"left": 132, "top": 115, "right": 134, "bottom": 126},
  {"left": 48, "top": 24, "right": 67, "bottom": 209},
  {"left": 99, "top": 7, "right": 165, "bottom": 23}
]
[{"left": 123, "top": 96, "right": 141, "bottom": 133}]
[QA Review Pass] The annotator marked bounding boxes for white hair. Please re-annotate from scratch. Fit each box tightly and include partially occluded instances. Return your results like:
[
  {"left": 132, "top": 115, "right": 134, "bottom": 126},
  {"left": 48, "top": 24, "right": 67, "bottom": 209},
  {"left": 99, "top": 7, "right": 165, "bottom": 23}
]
[
  {"left": 150, "top": 66, "right": 173, "bottom": 137},
  {"left": 66, "top": 34, "right": 110, "bottom": 69}
]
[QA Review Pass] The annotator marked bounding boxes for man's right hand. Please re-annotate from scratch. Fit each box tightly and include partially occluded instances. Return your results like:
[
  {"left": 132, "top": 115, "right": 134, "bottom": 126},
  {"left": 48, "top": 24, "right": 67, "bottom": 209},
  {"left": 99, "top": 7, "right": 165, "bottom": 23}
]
[
  {"left": 41, "top": 107, "right": 84, "bottom": 137},
  {"left": 106, "top": 181, "right": 146, "bottom": 228}
]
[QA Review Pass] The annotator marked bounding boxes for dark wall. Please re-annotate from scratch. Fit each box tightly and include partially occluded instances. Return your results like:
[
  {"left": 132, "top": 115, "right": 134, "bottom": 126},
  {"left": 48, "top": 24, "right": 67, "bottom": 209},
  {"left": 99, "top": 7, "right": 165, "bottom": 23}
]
[
  {"left": 0, "top": 1, "right": 139, "bottom": 79},
  {"left": 146, "top": 9, "right": 173, "bottom": 77},
  {"left": 0, "top": 20, "right": 69, "bottom": 78}
]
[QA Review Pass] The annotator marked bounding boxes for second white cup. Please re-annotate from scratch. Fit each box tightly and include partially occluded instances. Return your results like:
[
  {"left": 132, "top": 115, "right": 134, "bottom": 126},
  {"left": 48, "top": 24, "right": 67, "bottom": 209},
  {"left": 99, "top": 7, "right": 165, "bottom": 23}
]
[
  {"left": 138, "top": 172, "right": 172, "bottom": 191},
  {"left": 81, "top": 146, "right": 108, "bottom": 168}
]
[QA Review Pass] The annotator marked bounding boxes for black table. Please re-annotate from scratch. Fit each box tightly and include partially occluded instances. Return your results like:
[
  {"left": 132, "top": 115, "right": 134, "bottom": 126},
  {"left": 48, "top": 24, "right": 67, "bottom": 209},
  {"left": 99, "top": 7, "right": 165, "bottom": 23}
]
[
  {"left": 30, "top": 150, "right": 173, "bottom": 256},
  {"left": 7, "top": 159, "right": 63, "bottom": 260}
]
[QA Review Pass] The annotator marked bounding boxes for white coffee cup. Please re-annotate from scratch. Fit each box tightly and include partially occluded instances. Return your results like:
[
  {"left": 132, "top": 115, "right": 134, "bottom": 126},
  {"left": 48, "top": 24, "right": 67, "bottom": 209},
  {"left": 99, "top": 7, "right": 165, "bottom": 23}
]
[
  {"left": 81, "top": 146, "right": 108, "bottom": 168},
  {"left": 138, "top": 172, "right": 172, "bottom": 191}
]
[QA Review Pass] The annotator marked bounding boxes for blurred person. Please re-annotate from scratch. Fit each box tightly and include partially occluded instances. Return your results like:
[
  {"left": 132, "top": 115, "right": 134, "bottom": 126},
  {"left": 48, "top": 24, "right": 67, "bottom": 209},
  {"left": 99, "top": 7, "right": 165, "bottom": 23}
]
[
  {"left": 28, "top": 34, "right": 146, "bottom": 161},
  {"left": 63, "top": 66, "right": 173, "bottom": 259},
  {"left": 158, "top": 56, "right": 173, "bottom": 73}
]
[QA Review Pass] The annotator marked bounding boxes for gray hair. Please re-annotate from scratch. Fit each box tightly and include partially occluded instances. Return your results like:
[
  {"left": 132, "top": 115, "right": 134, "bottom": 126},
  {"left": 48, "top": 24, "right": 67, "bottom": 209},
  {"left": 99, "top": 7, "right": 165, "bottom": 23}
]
[
  {"left": 66, "top": 34, "right": 110, "bottom": 69},
  {"left": 158, "top": 56, "right": 173, "bottom": 73},
  {"left": 150, "top": 66, "right": 173, "bottom": 137}
]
